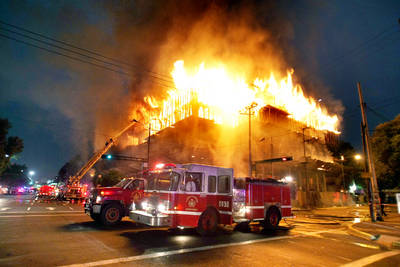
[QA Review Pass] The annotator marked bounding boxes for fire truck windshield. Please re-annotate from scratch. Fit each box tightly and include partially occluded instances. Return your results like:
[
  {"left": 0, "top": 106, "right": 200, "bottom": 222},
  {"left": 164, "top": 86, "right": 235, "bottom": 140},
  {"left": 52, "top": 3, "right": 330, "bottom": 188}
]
[
  {"left": 147, "top": 171, "right": 180, "bottom": 191},
  {"left": 114, "top": 178, "right": 132, "bottom": 188}
]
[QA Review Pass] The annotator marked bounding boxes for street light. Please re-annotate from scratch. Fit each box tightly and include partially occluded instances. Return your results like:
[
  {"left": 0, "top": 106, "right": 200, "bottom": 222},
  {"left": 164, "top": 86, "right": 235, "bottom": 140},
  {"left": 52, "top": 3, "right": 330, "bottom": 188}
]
[
  {"left": 354, "top": 154, "right": 362, "bottom": 161},
  {"left": 29, "top": 170, "right": 35, "bottom": 177},
  {"left": 340, "top": 155, "right": 345, "bottom": 191}
]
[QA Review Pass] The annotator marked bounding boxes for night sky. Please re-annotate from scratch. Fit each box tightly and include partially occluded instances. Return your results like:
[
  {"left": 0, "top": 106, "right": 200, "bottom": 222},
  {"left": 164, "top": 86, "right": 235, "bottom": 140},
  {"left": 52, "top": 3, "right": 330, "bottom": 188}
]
[{"left": 1, "top": 1, "right": 399, "bottom": 181}]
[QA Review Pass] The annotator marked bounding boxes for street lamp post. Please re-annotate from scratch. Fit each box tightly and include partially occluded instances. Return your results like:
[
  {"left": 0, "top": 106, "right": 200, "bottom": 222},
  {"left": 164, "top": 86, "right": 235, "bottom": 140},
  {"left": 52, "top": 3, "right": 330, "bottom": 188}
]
[{"left": 340, "top": 155, "right": 345, "bottom": 192}]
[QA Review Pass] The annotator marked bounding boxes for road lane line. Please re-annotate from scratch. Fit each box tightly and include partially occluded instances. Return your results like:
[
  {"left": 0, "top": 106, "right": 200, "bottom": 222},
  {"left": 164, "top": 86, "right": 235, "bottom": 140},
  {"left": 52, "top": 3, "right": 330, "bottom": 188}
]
[
  {"left": 0, "top": 207, "right": 11, "bottom": 211},
  {"left": 46, "top": 207, "right": 56, "bottom": 211},
  {"left": 27, "top": 207, "right": 31, "bottom": 211},
  {"left": 0, "top": 213, "right": 86, "bottom": 218},
  {"left": 340, "top": 250, "right": 400, "bottom": 267},
  {"left": 59, "top": 235, "right": 298, "bottom": 267},
  {"left": 69, "top": 207, "right": 74, "bottom": 210},
  {"left": 0, "top": 214, "right": 86, "bottom": 218}
]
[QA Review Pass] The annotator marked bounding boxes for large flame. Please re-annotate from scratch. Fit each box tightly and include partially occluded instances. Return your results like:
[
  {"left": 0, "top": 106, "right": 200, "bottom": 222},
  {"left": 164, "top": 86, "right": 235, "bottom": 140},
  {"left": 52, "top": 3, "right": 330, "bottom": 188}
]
[{"left": 141, "top": 60, "right": 339, "bottom": 134}]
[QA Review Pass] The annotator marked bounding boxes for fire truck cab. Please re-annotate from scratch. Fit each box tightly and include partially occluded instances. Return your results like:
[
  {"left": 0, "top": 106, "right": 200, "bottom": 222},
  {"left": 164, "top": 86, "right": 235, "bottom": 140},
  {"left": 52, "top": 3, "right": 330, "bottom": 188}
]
[
  {"left": 85, "top": 177, "right": 146, "bottom": 226},
  {"left": 129, "top": 163, "right": 292, "bottom": 235}
]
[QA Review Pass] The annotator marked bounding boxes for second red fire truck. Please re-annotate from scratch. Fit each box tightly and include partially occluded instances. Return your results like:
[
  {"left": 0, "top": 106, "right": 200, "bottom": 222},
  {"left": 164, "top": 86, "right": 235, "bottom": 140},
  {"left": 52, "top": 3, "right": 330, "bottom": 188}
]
[{"left": 130, "top": 163, "right": 292, "bottom": 235}]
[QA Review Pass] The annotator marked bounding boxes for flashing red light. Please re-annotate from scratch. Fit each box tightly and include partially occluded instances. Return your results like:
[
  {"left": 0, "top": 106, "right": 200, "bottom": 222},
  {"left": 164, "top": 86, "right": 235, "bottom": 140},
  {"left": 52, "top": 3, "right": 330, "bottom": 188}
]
[{"left": 100, "top": 190, "right": 113, "bottom": 196}]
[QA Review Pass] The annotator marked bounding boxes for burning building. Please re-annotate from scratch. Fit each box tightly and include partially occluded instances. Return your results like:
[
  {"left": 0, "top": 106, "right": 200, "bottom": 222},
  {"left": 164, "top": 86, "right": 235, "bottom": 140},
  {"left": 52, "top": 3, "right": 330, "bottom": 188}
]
[
  {"left": 103, "top": 60, "right": 348, "bottom": 208},
  {"left": 92, "top": 2, "right": 350, "bottom": 208}
]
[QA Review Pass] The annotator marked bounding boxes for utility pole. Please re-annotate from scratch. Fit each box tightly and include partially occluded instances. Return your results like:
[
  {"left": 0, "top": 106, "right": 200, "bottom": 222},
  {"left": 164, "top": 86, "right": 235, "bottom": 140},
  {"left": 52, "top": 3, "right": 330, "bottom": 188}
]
[
  {"left": 340, "top": 155, "right": 345, "bottom": 191},
  {"left": 302, "top": 127, "right": 309, "bottom": 193},
  {"left": 270, "top": 137, "right": 274, "bottom": 178},
  {"left": 147, "top": 123, "right": 151, "bottom": 169},
  {"left": 357, "top": 82, "right": 382, "bottom": 221},
  {"left": 361, "top": 122, "right": 374, "bottom": 221},
  {"left": 241, "top": 102, "right": 258, "bottom": 177}
]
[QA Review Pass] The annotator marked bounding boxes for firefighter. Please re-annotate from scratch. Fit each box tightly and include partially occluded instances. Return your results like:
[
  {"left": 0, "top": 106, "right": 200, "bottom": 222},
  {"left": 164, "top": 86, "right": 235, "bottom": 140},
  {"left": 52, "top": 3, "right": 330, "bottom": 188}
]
[{"left": 185, "top": 175, "right": 197, "bottom": 192}]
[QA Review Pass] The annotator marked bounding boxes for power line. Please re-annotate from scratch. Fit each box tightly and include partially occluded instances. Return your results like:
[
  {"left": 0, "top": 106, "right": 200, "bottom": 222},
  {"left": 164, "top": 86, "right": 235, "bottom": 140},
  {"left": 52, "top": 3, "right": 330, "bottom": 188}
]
[
  {"left": 0, "top": 32, "right": 176, "bottom": 90},
  {"left": 0, "top": 26, "right": 175, "bottom": 86},
  {"left": 0, "top": 20, "right": 175, "bottom": 83},
  {"left": 302, "top": 24, "right": 399, "bottom": 82}
]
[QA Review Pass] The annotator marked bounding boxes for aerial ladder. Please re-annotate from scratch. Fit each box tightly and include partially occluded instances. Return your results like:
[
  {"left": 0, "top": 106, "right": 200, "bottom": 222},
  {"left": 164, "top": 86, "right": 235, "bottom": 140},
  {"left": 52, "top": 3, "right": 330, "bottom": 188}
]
[{"left": 67, "top": 119, "right": 140, "bottom": 187}]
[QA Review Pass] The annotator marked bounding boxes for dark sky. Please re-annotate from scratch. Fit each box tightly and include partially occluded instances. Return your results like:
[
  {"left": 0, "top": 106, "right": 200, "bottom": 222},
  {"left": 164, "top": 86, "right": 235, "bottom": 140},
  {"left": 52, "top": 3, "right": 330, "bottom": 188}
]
[{"left": 1, "top": 1, "right": 399, "bottom": 180}]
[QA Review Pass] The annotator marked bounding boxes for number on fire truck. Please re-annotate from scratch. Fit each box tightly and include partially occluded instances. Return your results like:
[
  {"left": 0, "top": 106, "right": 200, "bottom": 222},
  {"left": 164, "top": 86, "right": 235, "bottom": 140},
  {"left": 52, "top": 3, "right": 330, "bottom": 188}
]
[{"left": 219, "top": 200, "right": 229, "bottom": 208}]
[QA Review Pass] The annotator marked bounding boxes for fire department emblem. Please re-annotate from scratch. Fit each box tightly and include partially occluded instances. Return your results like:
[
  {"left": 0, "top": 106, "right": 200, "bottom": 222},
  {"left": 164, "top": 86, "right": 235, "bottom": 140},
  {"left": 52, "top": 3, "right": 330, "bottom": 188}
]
[{"left": 186, "top": 196, "right": 198, "bottom": 208}]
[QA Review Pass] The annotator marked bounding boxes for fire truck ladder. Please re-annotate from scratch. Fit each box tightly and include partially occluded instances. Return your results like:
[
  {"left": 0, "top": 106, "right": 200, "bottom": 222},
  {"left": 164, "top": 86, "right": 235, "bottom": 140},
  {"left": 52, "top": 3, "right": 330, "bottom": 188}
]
[{"left": 69, "top": 119, "right": 140, "bottom": 185}]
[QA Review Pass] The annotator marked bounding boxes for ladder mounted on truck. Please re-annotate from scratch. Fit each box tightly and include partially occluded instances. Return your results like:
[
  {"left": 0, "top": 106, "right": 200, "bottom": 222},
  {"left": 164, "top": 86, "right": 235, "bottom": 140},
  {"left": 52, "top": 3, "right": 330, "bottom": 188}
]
[{"left": 68, "top": 119, "right": 140, "bottom": 185}]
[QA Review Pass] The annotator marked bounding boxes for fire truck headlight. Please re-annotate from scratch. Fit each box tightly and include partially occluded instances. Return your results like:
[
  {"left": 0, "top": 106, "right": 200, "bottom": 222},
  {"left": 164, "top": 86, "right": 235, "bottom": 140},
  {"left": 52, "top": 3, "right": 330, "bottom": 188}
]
[
  {"left": 141, "top": 201, "right": 148, "bottom": 210},
  {"left": 245, "top": 206, "right": 251, "bottom": 213},
  {"left": 157, "top": 203, "right": 166, "bottom": 212},
  {"left": 130, "top": 202, "right": 136, "bottom": 211},
  {"left": 95, "top": 196, "right": 102, "bottom": 204}
]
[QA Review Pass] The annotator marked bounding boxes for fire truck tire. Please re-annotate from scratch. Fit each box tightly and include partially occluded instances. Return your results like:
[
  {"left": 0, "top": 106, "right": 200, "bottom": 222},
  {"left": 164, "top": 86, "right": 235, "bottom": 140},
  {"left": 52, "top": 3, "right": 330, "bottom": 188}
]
[
  {"left": 264, "top": 207, "right": 281, "bottom": 229},
  {"left": 100, "top": 203, "right": 122, "bottom": 226},
  {"left": 197, "top": 208, "right": 218, "bottom": 236},
  {"left": 90, "top": 212, "right": 100, "bottom": 222}
]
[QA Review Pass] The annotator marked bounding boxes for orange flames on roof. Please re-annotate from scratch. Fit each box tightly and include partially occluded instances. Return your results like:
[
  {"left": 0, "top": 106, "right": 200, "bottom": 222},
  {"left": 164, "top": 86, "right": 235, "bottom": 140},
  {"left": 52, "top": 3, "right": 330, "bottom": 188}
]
[{"left": 139, "top": 60, "right": 339, "bottom": 134}]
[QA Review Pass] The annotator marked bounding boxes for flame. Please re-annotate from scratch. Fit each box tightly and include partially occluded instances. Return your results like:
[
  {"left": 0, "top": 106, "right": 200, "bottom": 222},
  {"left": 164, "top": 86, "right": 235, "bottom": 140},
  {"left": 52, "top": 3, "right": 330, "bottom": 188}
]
[{"left": 141, "top": 60, "right": 339, "bottom": 133}]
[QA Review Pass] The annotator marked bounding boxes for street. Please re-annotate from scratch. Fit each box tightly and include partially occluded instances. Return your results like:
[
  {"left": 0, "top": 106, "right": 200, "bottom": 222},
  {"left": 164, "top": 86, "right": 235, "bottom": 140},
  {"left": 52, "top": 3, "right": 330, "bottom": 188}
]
[{"left": 0, "top": 195, "right": 399, "bottom": 266}]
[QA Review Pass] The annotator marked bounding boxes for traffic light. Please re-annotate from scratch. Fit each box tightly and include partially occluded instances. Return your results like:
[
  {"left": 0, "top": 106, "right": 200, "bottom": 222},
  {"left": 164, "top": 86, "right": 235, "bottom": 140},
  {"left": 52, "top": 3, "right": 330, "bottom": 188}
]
[
  {"left": 255, "top": 156, "right": 293, "bottom": 164},
  {"left": 101, "top": 154, "right": 146, "bottom": 162},
  {"left": 101, "top": 154, "right": 113, "bottom": 160}
]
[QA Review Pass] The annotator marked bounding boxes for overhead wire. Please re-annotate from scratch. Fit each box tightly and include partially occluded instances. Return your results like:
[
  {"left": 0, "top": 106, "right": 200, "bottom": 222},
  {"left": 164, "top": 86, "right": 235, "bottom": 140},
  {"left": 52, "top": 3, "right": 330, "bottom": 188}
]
[
  {"left": 302, "top": 24, "right": 399, "bottom": 82},
  {"left": 0, "top": 20, "right": 175, "bottom": 83}
]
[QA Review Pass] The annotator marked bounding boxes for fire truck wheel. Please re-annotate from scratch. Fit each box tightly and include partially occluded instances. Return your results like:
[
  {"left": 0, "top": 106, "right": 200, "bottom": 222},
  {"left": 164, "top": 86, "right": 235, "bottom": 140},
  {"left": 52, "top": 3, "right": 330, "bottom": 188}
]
[
  {"left": 197, "top": 209, "right": 218, "bottom": 236},
  {"left": 90, "top": 212, "right": 100, "bottom": 222},
  {"left": 264, "top": 207, "right": 281, "bottom": 229},
  {"left": 101, "top": 203, "right": 122, "bottom": 226}
]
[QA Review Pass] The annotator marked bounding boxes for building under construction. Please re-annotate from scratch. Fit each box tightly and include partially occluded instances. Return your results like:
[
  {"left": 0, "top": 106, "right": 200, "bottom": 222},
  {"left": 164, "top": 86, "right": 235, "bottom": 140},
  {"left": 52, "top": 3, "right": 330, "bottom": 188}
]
[{"left": 105, "top": 105, "right": 350, "bottom": 208}]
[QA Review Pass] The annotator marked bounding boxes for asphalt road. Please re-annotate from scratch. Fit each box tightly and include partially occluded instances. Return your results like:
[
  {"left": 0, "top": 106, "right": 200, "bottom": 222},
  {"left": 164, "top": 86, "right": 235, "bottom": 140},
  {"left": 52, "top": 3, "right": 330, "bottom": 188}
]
[{"left": 0, "top": 194, "right": 399, "bottom": 266}]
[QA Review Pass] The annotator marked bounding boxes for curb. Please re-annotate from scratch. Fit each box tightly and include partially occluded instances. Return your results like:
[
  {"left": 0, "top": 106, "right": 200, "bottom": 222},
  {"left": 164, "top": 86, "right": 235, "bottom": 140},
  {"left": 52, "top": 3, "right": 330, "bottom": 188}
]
[
  {"left": 286, "top": 219, "right": 340, "bottom": 225},
  {"left": 347, "top": 223, "right": 377, "bottom": 241},
  {"left": 347, "top": 222, "right": 400, "bottom": 250}
]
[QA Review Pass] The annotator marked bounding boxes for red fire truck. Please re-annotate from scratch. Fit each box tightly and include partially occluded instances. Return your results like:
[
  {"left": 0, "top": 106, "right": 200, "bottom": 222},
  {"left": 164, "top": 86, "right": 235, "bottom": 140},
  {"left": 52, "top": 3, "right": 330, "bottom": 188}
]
[
  {"left": 130, "top": 163, "right": 292, "bottom": 235},
  {"left": 84, "top": 177, "right": 146, "bottom": 226},
  {"left": 65, "top": 183, "right": 88, "bottom": 200},
  {"left": 38, "top": 185, "right": 55, "bottom": 198}
]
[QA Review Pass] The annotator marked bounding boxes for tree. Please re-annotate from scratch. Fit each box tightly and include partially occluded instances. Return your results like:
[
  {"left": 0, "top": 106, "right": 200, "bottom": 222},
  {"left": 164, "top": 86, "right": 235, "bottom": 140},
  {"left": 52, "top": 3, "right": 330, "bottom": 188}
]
[
  {"left": 0, "top": 163, "right": 29, "bottom": 187},
  {"left": 93, "top": 170, "right": 123, "bottom": 187},
  {"left": 327, "top": 140, "right": 364, "bottom": 189},
  {"left": 371, "top": 114, "right": 400, "bottom": 189},
  {"left": 0, "top": 118, "right": 24, "bottom": 175},
  {"left": 56, "top": 155, "right": 82, "bottom": 183}
]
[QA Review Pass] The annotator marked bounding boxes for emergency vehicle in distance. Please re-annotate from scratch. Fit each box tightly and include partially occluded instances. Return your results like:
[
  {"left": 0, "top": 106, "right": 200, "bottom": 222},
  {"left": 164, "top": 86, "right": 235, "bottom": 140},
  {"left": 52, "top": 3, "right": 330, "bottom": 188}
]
[
  {"left": 38, "top": 185, "right": 55, "bottom": 198},
  {"left": 130, "top": 163, "right": 292, "bottom": 236},
  {"left": 64, "top": 183, "right": 88, "bottom": 200},
  {"left": 84, "top": 177, "right": 146, "bottom": 225}
]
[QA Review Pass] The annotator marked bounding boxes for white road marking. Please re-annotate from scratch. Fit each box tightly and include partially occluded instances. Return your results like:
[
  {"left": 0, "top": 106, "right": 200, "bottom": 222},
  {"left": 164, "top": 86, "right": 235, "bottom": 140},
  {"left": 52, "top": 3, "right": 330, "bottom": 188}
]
[
  {"left": 27, "top": 207, "right": 31, "bottom": 211},
  {"left": 46, "top": 207, "right": 56, "bottom": 211},
  {"left": 69, "top": 207, "right": 74, "bottom": 210},
  {"left": 0, "top": 207, "right": 11, "bottom": 211},
  {"left": 59, "top": 235, "right": 298, "bottom": 267},
  {"left": 340, "top": 250, "right": 400, "bottom": 267},
  {"left": 0, "top": 210, "right": 82, "bottom": 215},
  {"left": 0, "top": 214, "right": 86, "bottom": 218}
]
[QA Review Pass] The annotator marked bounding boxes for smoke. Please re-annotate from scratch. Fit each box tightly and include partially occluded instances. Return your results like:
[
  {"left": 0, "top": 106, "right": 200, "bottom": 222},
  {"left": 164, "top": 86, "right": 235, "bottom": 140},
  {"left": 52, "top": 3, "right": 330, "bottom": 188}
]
[{"left": 5, "top": 1, "right": 343, "bottom": 163}]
